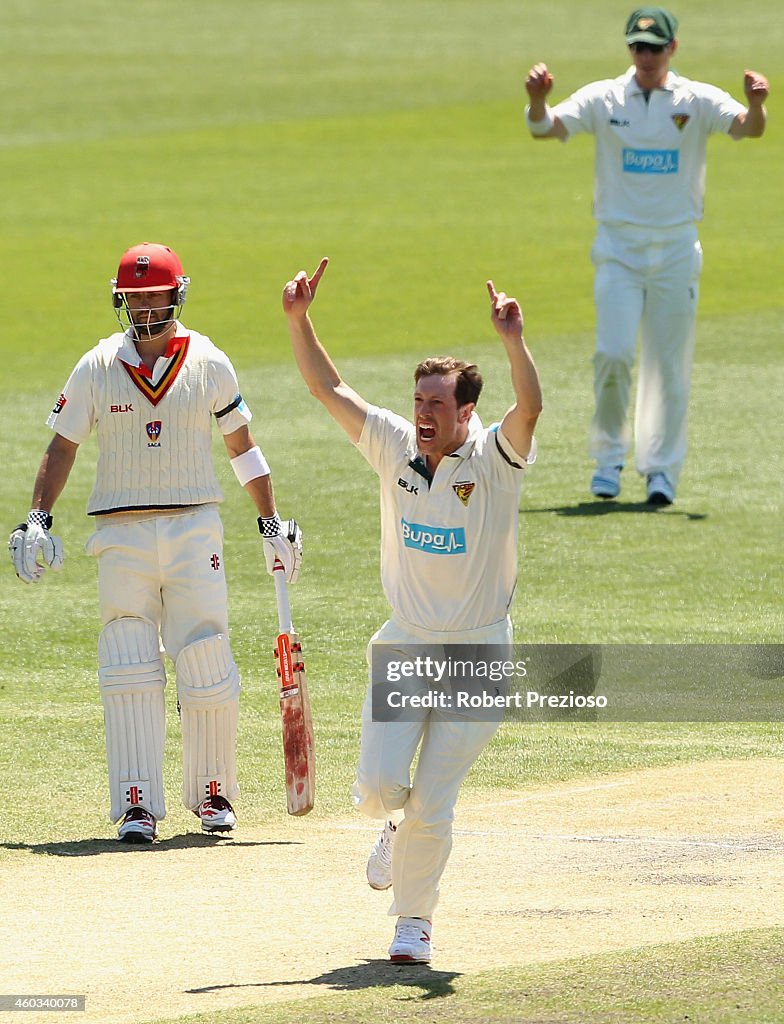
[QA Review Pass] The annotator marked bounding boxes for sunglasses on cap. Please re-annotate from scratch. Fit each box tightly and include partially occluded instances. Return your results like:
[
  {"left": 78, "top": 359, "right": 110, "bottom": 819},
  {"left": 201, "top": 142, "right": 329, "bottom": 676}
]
[{"left": 629, "top": 41, "right": 667, "bottom": 54}]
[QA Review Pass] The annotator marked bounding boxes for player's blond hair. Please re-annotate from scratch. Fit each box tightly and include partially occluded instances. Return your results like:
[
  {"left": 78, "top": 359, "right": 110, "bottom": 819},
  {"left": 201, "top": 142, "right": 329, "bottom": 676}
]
[{"left": 414, "top": 357, "right": 483, "bottom": 408}]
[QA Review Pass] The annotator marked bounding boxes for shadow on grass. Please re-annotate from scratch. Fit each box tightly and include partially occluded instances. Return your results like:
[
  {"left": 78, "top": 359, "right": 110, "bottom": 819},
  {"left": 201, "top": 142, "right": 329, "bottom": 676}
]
[
  {"left": 187, "top": 959, "right": 460, "bottom": 1000},
  {"left": 1, "top": 835, "right": 300, "bottom": 856},
  {"left": 524, "top": 500, "right": 708, "bottom": 520}
]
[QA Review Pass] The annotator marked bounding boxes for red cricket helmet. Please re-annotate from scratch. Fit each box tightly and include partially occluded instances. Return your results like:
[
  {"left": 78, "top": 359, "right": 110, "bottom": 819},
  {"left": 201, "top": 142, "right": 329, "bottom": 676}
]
[
  {"left": 111, "top": 243, "right": 190, "bottom": 336},
  {"left": 114, "top": 242, "right": 186, "bottom": 293},
  {"left": 112, "top": 245, "right": 190, "bottom": 305}
]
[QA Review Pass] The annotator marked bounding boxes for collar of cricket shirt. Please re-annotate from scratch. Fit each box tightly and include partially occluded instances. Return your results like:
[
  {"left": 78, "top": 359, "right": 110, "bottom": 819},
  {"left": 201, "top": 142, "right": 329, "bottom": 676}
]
[
  {"left": 118, "top": 326, "right": 191, "bottom": 404},
  {"left": 445, "top": 411, "right": 483, "bottom": 460},
  {"left": 625, "top": 65, "right": 678, "bottom": 96}
]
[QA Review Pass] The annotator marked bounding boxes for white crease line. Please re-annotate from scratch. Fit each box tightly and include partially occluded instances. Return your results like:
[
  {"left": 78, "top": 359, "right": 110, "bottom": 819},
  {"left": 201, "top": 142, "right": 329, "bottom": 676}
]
[
  {"left": 475, "top": 779, "right": 634, "bottom": 808},
  {"left": 450, "top": 830, "right": 784, "bottom": 852},
  {"left": 322, "top": 821, "right": 783, "bottom": 853},
  {"left": 326, "top": 822, "right": 395, "bottom": 833}
]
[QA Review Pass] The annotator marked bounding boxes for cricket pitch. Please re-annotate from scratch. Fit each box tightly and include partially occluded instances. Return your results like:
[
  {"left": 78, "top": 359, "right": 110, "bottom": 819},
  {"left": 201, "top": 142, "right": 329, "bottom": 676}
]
[{"left": 2, "top": 758, "right": 782, "bottom": 1023}]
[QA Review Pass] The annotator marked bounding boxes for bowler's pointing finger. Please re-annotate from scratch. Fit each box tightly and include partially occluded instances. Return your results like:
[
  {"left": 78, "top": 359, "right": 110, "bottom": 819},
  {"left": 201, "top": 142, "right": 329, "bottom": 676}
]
[
  {"left": 309, "top": 256, "right": 329, "bottom": 294},
  {"left": 488, "top": 282, "right": 512, "bottom": 320}
]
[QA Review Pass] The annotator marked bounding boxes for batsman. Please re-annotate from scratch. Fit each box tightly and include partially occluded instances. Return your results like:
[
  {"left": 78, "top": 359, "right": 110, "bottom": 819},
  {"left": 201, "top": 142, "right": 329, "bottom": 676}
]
[
  {"left": 282, "top": 259, "right": 542, "bottom": 962},
  {"left": 9, "top": 242, "right": 302, "bottom": 843}
]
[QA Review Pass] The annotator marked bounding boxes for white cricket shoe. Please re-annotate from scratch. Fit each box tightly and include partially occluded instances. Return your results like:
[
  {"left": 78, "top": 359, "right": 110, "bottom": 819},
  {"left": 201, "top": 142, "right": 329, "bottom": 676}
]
[
  {"left": 198, "top": 795, "right": 237, "bottom": 833},
  {"left": 590, "top": 464, "right": 622, "bottom": 499},
  {"left": 118, "top": 806, "right": 157, "bottom": 844},
  {"left": 389, "top": 917, "right": 432, "bottom": 963},
  {"left": 367, "top": 820, "right": 396, "bottom": 890},
  {"left": 646, "top": 472, "right": 675, "bottom": 506}
]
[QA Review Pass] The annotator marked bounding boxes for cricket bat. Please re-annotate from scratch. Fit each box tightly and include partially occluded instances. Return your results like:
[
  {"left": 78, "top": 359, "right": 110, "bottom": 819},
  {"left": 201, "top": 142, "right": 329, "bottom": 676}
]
[{"left": 272, "top": 564, "right": 315, "bottom": 815}]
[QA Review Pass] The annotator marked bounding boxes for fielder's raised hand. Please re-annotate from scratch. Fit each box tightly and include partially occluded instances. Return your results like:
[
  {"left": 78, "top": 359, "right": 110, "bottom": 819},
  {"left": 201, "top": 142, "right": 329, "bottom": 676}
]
[
  {"left": 282, "top": 257, "right": 329, "bottom": 318},
  {"left": 744, "top": 69, "right": 769, "bottom": 106},
  {"left": 487, "top": 280, "right": 524, "bottom": 342},
  {"left": 525, "top": 63, "right": 554, "bottom": 102}
]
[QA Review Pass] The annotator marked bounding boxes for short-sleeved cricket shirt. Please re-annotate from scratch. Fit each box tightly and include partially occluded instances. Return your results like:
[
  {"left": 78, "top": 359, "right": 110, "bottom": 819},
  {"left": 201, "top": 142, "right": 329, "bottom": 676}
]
[
  {"left": 47, "top": 325, "right": 252, "bottom": 514},
  {"left": 552, "top": 68, "right": 744, "bottom": 225},
  {"left": 356, "top": 406, "right": 536, "bottom": 632}
]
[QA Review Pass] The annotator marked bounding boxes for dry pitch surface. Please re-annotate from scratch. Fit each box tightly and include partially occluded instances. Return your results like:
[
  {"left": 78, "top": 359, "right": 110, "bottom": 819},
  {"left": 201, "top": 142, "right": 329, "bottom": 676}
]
[{"left": 2, "top": 759, "right": 783, "bottom": 1024}]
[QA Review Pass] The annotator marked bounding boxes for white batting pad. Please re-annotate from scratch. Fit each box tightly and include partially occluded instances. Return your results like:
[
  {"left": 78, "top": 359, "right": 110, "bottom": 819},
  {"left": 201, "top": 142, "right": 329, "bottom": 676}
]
[
  {"left": 98, "top": 617, "right": 167, "bottom": 822},
  {"left": 175, "top": 634, "right": 240, "bottom": 811}
]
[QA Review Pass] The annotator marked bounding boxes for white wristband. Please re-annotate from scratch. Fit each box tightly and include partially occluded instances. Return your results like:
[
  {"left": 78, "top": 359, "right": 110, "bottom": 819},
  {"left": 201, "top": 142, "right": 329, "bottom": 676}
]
[
  {"left": 231, "top": 445, "right": 270, "bottom": 486},
  {"left": 526, "top": 104, "right": 554, "bottom": 136}
]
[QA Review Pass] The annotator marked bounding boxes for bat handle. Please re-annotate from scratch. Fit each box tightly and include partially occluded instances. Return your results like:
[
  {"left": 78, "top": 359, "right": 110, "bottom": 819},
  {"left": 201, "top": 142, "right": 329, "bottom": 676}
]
[{"left": 273, "top": 561, "right": 294, "bottom": 633}]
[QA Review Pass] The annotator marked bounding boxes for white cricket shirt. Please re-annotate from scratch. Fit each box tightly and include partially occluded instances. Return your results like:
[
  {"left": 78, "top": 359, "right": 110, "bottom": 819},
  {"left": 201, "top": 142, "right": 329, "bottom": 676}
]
[
  {"left": 553, "top": 68, "right": 744, "bottom": 226},
  {"left": 47, "top": 325, "right": 252, "bottom": 514},
  {"left": 356, "top": 406, "right": 536, "bottom": 632}
]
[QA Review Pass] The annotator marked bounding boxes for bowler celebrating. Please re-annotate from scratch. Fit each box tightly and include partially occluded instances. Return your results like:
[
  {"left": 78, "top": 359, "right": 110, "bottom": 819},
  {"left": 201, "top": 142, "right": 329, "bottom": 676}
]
[
  {"left": 525, "top": 7, "right": 768, "bottom": 504},
  {"left": 282, "top": 258, "right": 542, "bottom": 962}
]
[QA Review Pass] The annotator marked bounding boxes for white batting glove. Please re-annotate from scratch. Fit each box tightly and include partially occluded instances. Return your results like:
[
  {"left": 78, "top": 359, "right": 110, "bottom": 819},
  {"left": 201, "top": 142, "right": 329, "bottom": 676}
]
[
  {"left": 9, "top": 510, "right": 65, "bottom": 584},
  {"left": 259, "top": 514, "right": 303, "bottom": 584}
]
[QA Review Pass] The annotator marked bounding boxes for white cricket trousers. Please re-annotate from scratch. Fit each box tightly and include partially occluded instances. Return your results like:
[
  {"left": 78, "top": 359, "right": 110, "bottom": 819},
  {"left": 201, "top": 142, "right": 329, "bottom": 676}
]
[
  {"left": 352, "top": 615, "right": 511, "bottom": 918},
  {"left": 85, "top": 505, "right": 229, "bottom": 658},
  {"left": 589, "top": 221, "right": 703, "bottom": 484}
]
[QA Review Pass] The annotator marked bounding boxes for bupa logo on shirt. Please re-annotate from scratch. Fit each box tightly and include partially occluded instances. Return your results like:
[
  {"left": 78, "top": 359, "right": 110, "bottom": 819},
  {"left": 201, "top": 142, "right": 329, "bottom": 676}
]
[
  {"left": 400, "top": 518, "right": 466, "bottom": 555},
  {"left": 623, "top": 148, "right": 679, "bottom": 174}
]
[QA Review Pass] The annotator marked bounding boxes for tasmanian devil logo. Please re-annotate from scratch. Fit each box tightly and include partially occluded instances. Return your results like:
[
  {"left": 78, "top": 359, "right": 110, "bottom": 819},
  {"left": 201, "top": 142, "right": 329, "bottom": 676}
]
[
  {"left": 453, "top": 481, "right": 475, "bottom": 507},
  {"left": 135, "top": 255, "right": 150, "bottom": 279},
  {"left": 672, "top": 114, "right": 690, "bottom": 131},
  {"left": 146, "top": 420, "right": 162, "bottom": 447}
]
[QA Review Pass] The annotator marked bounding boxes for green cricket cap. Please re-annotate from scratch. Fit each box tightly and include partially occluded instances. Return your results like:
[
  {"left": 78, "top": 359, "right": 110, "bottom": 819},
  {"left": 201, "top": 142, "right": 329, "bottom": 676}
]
[{"left": 625, "top": 7, "right": 678, "bottom": 45}]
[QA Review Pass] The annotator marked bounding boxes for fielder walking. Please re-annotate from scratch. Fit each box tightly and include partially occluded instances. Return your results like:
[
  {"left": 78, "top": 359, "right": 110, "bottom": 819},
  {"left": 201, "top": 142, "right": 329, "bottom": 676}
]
[
  {"left": 282, "top": 258, "right": 542, "bottom": 962},
  {"left": 525, "top": 6, "right": 768, "bottom": 504},
  {"left": 9, "top": 242, "right": 301, "bottom": 843}
]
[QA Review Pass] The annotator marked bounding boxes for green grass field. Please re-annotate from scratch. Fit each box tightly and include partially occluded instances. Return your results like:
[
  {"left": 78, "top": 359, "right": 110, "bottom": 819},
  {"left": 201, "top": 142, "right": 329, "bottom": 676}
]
[
  {"left": 1, "top": 2, "right": 782, "bottom": 1021},
  {"left": 150, "top": 927, "right": 784, "bottom": 1024}
]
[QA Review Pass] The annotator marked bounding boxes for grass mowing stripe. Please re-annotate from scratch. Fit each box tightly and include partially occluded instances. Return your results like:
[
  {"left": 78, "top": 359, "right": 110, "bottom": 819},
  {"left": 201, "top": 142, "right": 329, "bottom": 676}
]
[
  {"left": 1, "top": 100, "right": 781, "bottom": 369},
  {"left": 1, "top": 2, "right": 780, "bottom": 149}
]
